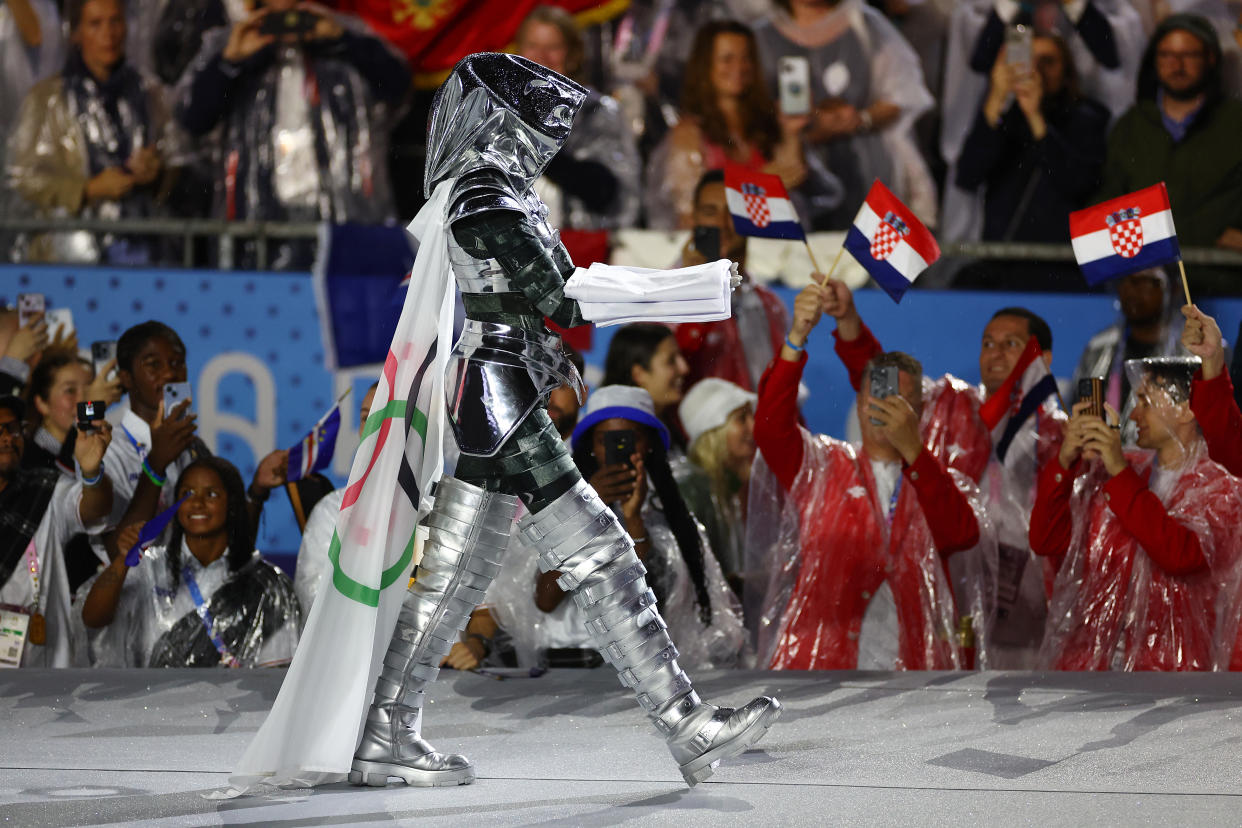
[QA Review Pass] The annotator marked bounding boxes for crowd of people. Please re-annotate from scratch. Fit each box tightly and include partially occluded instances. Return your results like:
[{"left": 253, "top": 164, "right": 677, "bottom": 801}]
[
  {"left": 4, "top": 0, "right": 1242, "bottom": 675},
  {"left": 3, "top": 0, "right": 1242, "bottom": 289}
]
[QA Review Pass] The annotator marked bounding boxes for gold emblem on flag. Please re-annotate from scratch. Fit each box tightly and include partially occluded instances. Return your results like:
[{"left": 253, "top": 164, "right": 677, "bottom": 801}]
[{"left": 394, "top": 0, "right": 456, "bottom": 29}]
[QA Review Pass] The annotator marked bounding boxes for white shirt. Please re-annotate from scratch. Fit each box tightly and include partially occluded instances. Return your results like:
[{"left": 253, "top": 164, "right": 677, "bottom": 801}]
[
  {"left": 102, "top": 407, "right": 196, "bottom": 528},
  {"left": 294, "top": 488, "right": 344, "bottom": 622},
  {"left": 857, "top": 459, "right": 901, "bottom": 670}
]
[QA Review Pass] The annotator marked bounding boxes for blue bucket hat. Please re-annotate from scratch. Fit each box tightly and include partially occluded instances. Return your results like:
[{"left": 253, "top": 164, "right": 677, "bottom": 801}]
[{"left": 570, "top": 385, "right": 671, "bottom": 451}]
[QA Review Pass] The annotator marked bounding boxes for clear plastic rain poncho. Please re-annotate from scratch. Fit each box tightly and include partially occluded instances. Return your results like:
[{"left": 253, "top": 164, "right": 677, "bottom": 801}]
[
  {"left": 80, "top": 540, "right": 301, "bottom": 668},
  {"left": 5, "top": 51, "right": 179, "bottom": 263},
  {"left": 173, "top": 14, "right": 407, "bottom": 267},
  {"left": 489, "top": 494, "right": 749, "bottom": 671},
  {"left": 745, "top": 424, "right": 995, "bottom": 671},
  {"left": 1039, "top": 359, "right": 1242, "bottom": 671}
]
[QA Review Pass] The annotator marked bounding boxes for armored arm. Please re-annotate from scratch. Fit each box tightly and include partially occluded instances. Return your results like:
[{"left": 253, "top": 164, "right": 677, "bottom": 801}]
[{"left": 450, "top": 185, "right": 586, "bottom": 328}]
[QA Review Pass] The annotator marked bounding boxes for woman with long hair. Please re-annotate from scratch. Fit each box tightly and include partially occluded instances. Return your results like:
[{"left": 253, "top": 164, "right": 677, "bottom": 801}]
[
  {"left": 521, "top": 385, "right": 746, "bottom": 668},
  {"left": 81, "top": 456, "right": 301, "bottom": 667},
  {"left": 645, "top": 19, "right": 811, "bottom": 228},
  {"left": 603, "top": 323, "right": 690, "bottom": 444}
]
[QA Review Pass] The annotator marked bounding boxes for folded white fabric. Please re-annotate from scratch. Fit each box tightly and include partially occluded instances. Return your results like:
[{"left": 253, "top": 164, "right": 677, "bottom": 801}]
[{"left": 563, "top": 259, "right": 740, "bottom": 326}]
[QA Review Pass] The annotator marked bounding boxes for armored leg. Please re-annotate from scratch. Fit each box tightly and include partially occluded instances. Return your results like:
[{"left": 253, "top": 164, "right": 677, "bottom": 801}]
[
  {"left": 350, "top": 477, "right": 519, "bottom": 787},
  {"left": 519, "top": 478, "right": 781, "bottom": 786}
]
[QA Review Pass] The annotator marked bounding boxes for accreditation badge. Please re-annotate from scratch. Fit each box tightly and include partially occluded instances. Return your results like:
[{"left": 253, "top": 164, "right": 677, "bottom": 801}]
[{"left": 0, "top": 606, "right": 32, "bottom": 668}]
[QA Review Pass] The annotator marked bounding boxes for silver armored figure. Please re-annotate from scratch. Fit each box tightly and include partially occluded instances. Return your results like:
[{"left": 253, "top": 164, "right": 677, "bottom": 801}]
[{"left": 349, "top": 53, "right": 781, "bottom": 789}]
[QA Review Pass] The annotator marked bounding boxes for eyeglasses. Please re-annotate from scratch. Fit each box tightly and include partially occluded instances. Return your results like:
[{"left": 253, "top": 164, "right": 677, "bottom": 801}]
[{"left": 0, "top": 421, "right": 23, "bottom": 437}]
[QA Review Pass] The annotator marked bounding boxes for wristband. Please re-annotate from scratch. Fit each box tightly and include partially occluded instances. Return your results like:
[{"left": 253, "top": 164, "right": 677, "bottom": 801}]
[
  {"left": 858, "top": 109, "right": 874, "bottom": 132},
  {"left": 79, "top": 464, "right": 104, "bottom": 487},
  {"left": 631, "top": 535, "right": 650, "bottom": 545},
  {"left": 247, "top": 482, "right": 271, "bottom": 503},
  {"left": 784, "top": 336, "right": 805, "bottom": 353},
  {"left": 142, "top": 460, "right": 166, "bottom": 487}
]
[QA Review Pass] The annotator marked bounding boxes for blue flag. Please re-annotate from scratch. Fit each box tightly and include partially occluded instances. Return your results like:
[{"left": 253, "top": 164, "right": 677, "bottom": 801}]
[
  {"left": 125, "top": 494, "right": 190, "bottom": 567},
  {"left": 286, "top": 405, "right": 342, "bottom": 483}
]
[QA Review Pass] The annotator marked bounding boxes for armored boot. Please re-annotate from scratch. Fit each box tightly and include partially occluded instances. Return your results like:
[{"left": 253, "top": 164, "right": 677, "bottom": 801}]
[
  {"left": 350, "top": 478, "right": 519, "bottom": 787},
  {"left": 520, "top": 479, "right": 781, "bottom": 786}
]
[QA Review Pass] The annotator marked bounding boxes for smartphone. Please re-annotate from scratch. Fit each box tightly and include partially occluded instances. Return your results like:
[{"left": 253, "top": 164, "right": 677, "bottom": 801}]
[
  {"left": 604, "top": 429, "right": 637, "bottom": 468},
  {"left": 16, "top": 292, "right": 44, "bottom": 327},
  {"left": 76, "top": 400, "right": 107, "bottom": 432},
  {"left": 1005, "top": 24, "right": 1032, "bottom": 67},
  {"left": 692, "top": 226, "right": 721, "bottom": 261},
  {"left": 1077, "top": 377, "right": 1103, "bottom": 418},
  {"left": 91, "top": 340, "right": 118, "bottom": 381},
  {"left": 260, "top": 8, "right": 317, "bottom": 36},
  {"left": 163, "top": 381, "right": 192, "bottom": 419},
  {"left": 778, "top": 55, "right": 812, "bottom": 116},
  {"left": 868, "top": 365, "right": 900, "bottom": 426},
  {"left": 45, "top": 307, "right": 74, "bottom": 343}
]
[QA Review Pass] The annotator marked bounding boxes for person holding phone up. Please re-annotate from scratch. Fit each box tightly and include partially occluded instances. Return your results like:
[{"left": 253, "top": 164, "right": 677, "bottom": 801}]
[
  {"left": 751, "top": 283, "right": 984, "bottom": 671},
  {"left": 1030, "top": 357, "right": 1242, "bottom": 671}
]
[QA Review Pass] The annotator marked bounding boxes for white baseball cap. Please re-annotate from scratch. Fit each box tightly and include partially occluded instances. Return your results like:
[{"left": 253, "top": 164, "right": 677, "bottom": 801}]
[{"left": 678, "top": 378, "right": 757, "bottom": 447}]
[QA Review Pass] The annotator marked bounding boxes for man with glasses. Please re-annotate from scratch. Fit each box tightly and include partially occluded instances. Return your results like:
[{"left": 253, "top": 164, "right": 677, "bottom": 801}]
[{"left": 1096, "top": 14, "right": 1242, "bottom": 290}]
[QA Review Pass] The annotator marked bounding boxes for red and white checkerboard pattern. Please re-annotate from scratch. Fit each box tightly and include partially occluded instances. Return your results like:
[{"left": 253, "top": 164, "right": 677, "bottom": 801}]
[
  {"left": 1108, "top": 218, "right": 1144, "bottom": 259},
  {"left": 870, "top": 221, "right": 902, "bottom": 261},
  {"left": 743, "top": 192, "right": 771, "bottom": 228}
]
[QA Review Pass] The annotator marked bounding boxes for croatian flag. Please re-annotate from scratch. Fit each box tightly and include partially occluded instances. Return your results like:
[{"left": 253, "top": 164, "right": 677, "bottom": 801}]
[
  {"left": 286, "top": 405, "right": 342, "bottom": 483},
  {"left": 843, "top": 180, "right": 940, "bottom": 303},
  {"left": 724, "top": 164, "right": 806, "bottom": 241},
  {"left": 1069, "top": 183, "right": 1181, "bottom": 285},
  {"left": 978, "top": 338, "right": 1059, "bottom": 464}
]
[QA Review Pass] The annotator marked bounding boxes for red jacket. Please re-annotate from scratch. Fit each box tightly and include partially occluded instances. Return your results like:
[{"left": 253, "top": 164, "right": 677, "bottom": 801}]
[
  {"left": 1190, "top": 370, "right": 1242, "bottom": 477},
  {"left": 676, "top": 280, "right": 789, "bottom": 392},
  {"left": 753, "top": 353, "right": 981, "bottom": 670},
  {"left": 1030, "top": 449, "right": 1242, "bottom": 671}
]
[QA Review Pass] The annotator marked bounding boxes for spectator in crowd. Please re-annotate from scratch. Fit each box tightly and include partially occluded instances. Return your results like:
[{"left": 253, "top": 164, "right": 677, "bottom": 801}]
[
  {"left": 0, "top": 308, "right": 50, "bottom": 397},
  {"left": 1182, "top": 304, "right": 1242, "bottom": 476},
  {"left": 175, "top": 0, "right": 410, "bottom": 270},
  {"left": 530, "top": 386, "right": 746, "bottom": 669},
  {"left": 823, "top": 283, "right": 1064, "bottom": 668},
  {"left": 1074, "top": 268, "right": 1188, "bottom": 428},
  {"left": 0, "top": 395, "right": 112, "bottom": 667},
  {"left": 1032, "top": 358, "right": 1242, "bottom": 671},
  {"left": 516, "top": 5, "right": 641, "bottom": 261},
  {"left": 751, "top": 286, "right": 983, "bottom": 670},
  {"left": 939, "top": 0, "right": 1144, "bottom": 243},
  {"left": 1097, "top": 14, "right": 1242, "bottom": 291},
  {"left": 101, "top": 320, "right": 285, "bottom": 560},
  {"left": 81, "top": 456, "right": 301, "bottom": 667},
  {"left": 293, "top": 381, "right": 376, "bottom": 620},
  {"left": 603, "top": 323, "right": 691, "bottom": 445},
  {"left": 547, "top": 344, "right": 586, "bottom": 443},
  {"left": 681, "top": 378, "right": 757, "bottom": 592},
  {"left": 24, "top": 350, "right": 120, "bottom": 472},
  {"left": 645, "top": 19, "right": 812, "bottom": 229},
  {"left": 753, "top": 0, "right": 937, "bottom": 229},
  {"left": 957, "top": 32, "right": 1109, "bottom": 244},
  {"left": 674, "top": 170, "right": 790, "bottom": 392},
  {"left": 0, "top": 0, "right": 64, "bottom": 172},
  {"left": 6, "top": 0, "right": 173, "bottom": 265}
]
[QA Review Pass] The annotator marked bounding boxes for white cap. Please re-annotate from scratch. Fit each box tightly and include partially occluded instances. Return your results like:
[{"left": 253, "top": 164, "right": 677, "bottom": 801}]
[
  {"left": 678, "top": 378, "right": 757, "bottom": 447},
  {"left": 571, "top": 385, "right": 671, "bottom": 450}
]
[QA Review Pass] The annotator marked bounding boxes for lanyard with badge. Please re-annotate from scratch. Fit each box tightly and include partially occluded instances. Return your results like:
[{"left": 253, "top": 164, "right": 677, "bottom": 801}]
[
  {"left": 0, "top": 541, "right": 46, "bottom": 668},
  {"left": 181, "top": 565, "right": 241, "bottom": 668}
]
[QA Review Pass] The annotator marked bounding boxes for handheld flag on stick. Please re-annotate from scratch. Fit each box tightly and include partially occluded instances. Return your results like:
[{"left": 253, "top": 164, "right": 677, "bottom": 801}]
[
  {"left": 843, "top": 180, "right": 940, "bottom": 303},
  {"left": 124, "top": 495, "right": 190, "bottom": 567},
  {"left": 1069, "top": 182, "right": 1187, "bottom": 300},
  {"left": 723, "top": 163, "right": 822, "bottom": 270},
  {"left": 978, "top": 338, "right": 1060, "bottom": 464},
  {"left": 286, "top": 401, "right": 343, "bottom": 483}
]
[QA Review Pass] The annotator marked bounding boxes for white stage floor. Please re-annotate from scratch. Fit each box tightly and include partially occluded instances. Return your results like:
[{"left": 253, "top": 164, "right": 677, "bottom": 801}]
[{"left": 3, "top": 668, "right": 1241, "bottom": 826}]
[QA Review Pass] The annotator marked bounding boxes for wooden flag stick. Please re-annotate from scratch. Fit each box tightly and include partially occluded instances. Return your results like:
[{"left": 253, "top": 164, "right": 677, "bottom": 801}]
[
  {"left": 804, "top": 240, "right": 823, "bottom": 274},
  {"left": 1177, "top": 259, "right": 1192, "bottom": 306},
  {"left": 286, "top": 481, "right": 308, "bottom": 533},
  {"left": 818, "top": 246, "right": 845, "bottom": 286}
]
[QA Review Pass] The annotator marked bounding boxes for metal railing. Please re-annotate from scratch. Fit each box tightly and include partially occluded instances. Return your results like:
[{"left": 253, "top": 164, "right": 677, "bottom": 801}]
[{"left": 4, "top": 217, "right": 1242, "bottom": 272}]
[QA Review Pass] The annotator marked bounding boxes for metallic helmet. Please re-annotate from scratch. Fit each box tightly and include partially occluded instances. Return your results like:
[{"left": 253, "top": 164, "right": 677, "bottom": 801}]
[{"left": 423, "top": 53, "right": 588, "bottom": 197}]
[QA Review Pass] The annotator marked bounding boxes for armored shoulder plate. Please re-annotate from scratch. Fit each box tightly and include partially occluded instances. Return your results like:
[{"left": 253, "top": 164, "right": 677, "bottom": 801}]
[{"left": 448, "top": 168, "right": 526, "bottom": 226}]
